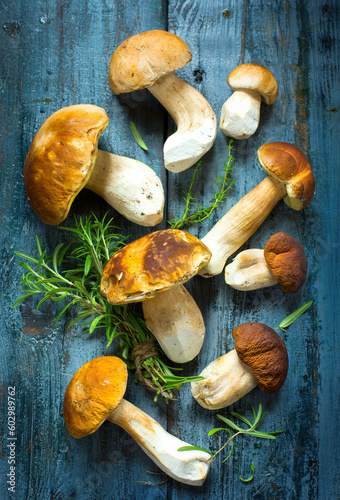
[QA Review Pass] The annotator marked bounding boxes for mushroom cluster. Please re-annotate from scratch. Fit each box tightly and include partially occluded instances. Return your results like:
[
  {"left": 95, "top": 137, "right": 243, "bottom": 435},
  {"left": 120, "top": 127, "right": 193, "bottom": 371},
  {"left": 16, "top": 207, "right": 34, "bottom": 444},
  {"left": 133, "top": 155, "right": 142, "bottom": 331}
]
[{"left": 22, "top": 28, "right": 316, "bottom": 486}]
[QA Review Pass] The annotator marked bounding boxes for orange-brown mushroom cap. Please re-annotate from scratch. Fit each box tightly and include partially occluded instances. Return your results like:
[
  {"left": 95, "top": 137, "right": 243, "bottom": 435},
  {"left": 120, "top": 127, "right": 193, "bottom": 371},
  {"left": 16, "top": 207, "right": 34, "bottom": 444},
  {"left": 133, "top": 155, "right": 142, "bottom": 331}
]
[
  {"left": 100, "top": 229, "right": 212, "bottom": 305},
  {"left": 109, "top": 30, "right": 192, "bottom": 95},
  {"left": 233, "top": 322, "right": 288, "bottom": 393},
  {"left": 264, "top": 233, "right": 308, "bottom": 293},
  {"left": 24, "top": 104, "right": 109, "bottom": 225},
  {"left": 63, "top": 356, "right": 128, "bottom": 439},
  {"left": 227, "top": 64, "right": 279, "bottom": 105},
  {"left": 257, "top": 142, "right": 315, "bottom": 210}
]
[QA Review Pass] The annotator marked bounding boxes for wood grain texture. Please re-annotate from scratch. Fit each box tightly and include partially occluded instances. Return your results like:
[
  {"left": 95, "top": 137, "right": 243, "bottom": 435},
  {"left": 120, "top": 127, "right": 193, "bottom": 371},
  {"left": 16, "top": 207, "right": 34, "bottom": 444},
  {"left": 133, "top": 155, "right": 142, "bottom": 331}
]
[{"left": 0, "top": 0, "right": 339, "bottom": 499}]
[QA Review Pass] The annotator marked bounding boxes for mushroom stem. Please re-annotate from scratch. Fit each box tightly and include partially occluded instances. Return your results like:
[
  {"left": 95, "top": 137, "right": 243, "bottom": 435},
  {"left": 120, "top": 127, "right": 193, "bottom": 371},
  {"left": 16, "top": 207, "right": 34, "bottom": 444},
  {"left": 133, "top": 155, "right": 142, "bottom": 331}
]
[
  {"left": 225, "top": 249, "right": 278, "bottom": 291},
  {"left": 142, "top": 284, "right": 205, "bottom": 363},
  {"left": 107, "top": 399, "right": 210, "bottom": 485},
  {"left": 85, "top": 149, "right": 164, "bottom": 227},
  {"left": 191, "top": 350, "right": 257, "bottom": 410},
  {"left": 199, "top": 176, "right": 287, "bottom": 277},
  {"left": 148, "top": 73, "right": 217, "bottom": 173},
  {"left": 220, "top": 89, "right": 261, "bottom": 140}
]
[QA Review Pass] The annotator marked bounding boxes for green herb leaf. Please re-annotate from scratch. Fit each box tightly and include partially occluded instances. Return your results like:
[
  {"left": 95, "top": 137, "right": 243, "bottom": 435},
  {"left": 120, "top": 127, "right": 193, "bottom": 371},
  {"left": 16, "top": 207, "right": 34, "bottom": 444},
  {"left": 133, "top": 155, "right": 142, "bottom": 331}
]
[
  {"left": 239, "top": 462, "right": 255, "bottom": 483},
  {"left": 130, "top": 121, "right": 148, "bottom": 151},
  {"left": 278, "top": 301, "right": 313, "bottom": 331},
  {"left": 177, "top": 446, "right": 212, "bottom": 456}
]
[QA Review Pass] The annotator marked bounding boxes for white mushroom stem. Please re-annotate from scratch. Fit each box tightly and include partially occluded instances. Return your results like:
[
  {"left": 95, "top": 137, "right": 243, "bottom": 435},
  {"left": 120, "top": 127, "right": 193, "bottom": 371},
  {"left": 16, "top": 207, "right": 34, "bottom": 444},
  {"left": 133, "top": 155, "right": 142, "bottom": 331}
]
[
  {"left": 107, "top": 399, "right": 210, "bottom": 485},
  {"left": 85, "top": 149, "right": 164, "bottom": 227},
  {"left": 148, "top": 73, "right": 217, "bottom": 173},
  {"left": 225, "top": 249, "right": 278, "bottom": 291},
  {"left": 142, "top": 284, "right": 205, "bottom": 363},
  {"left": 199, "top": 176, "right": 287, "bottom": 277},
  {"left": 191, "top": 350, "right": 257, "bottom": 410},
  {"left": 220, "top": 89, "right": 261, "bottom": 140}
]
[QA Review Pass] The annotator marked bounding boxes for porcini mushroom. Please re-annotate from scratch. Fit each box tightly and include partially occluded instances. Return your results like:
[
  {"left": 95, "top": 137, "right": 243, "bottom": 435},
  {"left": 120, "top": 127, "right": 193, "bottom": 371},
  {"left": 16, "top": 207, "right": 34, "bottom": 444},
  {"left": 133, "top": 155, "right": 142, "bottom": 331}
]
[
  {"left": 100, "top": 228, "right": 211, "bottom": 305},
  {"left": 225, "top": 232, "right": 308, "bottom": 292},
  {"left": 199, "top": 142, "right": 315, "bottom": 277},
  {"left": 220, "top": 63, "right": 278, "bottom": 139},
  {"left": 191, "top": 322, "right": 288, "bottom": 410},
  {"left": 142, "top": 284, "right": 206, "bottom": 363},
  {"left": 24, "top": 104, "right": 164, "bottom": 226},
  {"left": 64, "top": 356, "right": 210, "bottom": 485},
  {"left": 109, "top": 30, "right": 217, "bottom": 173}
]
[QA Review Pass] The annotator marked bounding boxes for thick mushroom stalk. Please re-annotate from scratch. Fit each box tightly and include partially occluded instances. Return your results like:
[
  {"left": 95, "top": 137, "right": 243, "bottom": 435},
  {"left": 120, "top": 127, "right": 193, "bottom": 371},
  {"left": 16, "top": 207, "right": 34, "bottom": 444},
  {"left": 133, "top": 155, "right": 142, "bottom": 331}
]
[
  {"left": 142, "top": 284, "right": 205, "bottom": 363},
  {"left": 199, "top": 142, "right": 315, "bottom": 277},
  {"left": 191, "top": 350, "right": 257, "bottom": 409},
  {"left": 220, "top": 64, "right": 278, "bottom": 140},
  {"left": 192, "top": 323, "right": 288, "bottom": 410},
  {"left": 225, "top": 249, "right": 278, "bottom": 291},
  {"left": 148, "top": 73, "right": 217, "bottom": 172},
  {"left": 64, "top": 356, "right": 210, "bottom": 486},
  {"left": 24, "top": 104, "right": 164, "bottom": 226},
  {"left": 107, "top": 399, "right": 210, "bottom": 485},
  {"left": 86, "top": 149, "right": 164, "bottom": 226},
  {"left": 109, "top": 30, "right": 217, "bottom": 173}
]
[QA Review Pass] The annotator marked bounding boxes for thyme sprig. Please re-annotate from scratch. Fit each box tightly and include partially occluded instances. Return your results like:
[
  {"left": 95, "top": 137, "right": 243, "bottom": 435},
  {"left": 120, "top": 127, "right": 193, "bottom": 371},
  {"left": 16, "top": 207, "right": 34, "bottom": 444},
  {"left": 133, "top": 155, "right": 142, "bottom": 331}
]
[
  {"left": 178, "top": 404, "right": 283, "bottom": 482},
  {"left": 13, "top": 213, "right": 203, "bottom": 401},
  {"left": 169, "top": 139, "right": 235, "bottom": 229}
]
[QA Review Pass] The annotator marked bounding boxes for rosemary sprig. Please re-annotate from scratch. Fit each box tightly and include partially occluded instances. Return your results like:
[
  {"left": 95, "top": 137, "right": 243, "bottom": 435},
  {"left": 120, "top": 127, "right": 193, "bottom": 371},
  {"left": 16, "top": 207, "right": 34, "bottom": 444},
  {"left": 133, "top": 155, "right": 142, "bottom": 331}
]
[
  {"left": 277, "top": 301, "right": 313, "bottom": 331},
  {"left": 169, "top": 139, "right": 235, "bottom": 229},
  {"left": 13, "top": 213, "right": 203, "bottom": 401},
  {"left": 178, "top": 404, "right": 283, "bottom": 482},
  {"left": 130, "top": 121, "right": 148, "bottom": 151}
]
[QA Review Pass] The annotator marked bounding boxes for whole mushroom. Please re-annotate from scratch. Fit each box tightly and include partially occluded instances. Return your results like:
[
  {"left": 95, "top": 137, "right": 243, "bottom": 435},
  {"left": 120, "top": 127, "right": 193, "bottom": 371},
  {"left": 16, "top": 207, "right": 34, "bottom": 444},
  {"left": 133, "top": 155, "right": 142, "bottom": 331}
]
[
  {"left": 24, "top": 104, "right": 164, "bottom": 226},
  {"left": 191, "top": 322, "right": 289, "bottom": 410},
  {"left": 64, "top": 356, "right": 210, "bottom": 485},
  {"left": 109, "top": 30, "right": 217, "bottom": 173},
  {"left": 220, "top": 63, "right": 278, "bottom": 140},
  {"left": 225, "top": 232, "right": 308, "bottom": 292},
  {"left": 198, "top": 142, "right": 315, "bottom": 277},
  {"left": 100, "top": 229, "right": 210, "bottom": 363}
]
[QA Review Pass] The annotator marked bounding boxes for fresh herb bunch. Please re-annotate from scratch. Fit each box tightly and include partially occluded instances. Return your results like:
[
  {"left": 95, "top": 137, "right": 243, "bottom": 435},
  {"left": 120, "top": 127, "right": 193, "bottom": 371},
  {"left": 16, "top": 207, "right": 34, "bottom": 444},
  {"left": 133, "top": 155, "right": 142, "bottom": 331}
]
[
  {"left": 13, "top": 213, "right": 203, "bottom": 401},
  {"left": 169, "top": 139, "right": 235, "bottom": 229},
  {"left": 178, "top": 403, "right": 283, "bottom": 482}
]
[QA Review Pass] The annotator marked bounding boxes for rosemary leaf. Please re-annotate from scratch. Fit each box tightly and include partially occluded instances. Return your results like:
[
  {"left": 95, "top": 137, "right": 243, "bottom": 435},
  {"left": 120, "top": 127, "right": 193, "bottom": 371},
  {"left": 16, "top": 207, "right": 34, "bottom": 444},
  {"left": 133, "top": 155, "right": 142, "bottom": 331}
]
[
  {"left": 240, "top": 462, "right": 255, "bottom": 483},
  {"left": 278, "top": 301, "right": 313, "bottom": 331},
  {"left": 177, "top": 446, "right": 212, "bottom": 456},
  {"left": 130, "top": 121, "right": 148, "bottom": 151}
]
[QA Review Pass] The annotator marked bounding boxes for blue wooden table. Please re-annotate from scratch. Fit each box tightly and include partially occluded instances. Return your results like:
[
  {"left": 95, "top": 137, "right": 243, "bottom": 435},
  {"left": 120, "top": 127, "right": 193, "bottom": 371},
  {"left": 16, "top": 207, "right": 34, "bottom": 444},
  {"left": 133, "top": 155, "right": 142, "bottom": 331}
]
[{"left": 1, "top": 1, "right": 339, "bottom": 498}]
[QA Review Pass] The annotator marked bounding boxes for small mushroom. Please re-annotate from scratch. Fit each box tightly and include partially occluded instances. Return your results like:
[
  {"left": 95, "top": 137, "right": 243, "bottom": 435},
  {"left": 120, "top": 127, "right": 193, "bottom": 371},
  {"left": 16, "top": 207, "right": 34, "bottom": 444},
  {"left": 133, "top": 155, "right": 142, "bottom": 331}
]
[
  {"left": 24, "top": 104, "right": 164, "bottom": 226},
  {"left": 64, "top": 356, "right": 210, "bottom": 485},
  {"left": 100, "top": 228, "right": 211, "bottom": 305},
  {"left": 191, "top": 322, "right": 288, "bottom": 410},
  {"left": 142, "top": 284, "right": 205, "bottom": 363},
  {"left": 199, "top": 142, "right": 315, "bottom": 277},
  {"left": 220, "top": 63, "right": 278, "bottom": 139},
  {"left": 109, "top": 30, "right": 217, "bottom": 173},
  {"left": 225, "top": 232, "right": 308, "bottom": 292}
]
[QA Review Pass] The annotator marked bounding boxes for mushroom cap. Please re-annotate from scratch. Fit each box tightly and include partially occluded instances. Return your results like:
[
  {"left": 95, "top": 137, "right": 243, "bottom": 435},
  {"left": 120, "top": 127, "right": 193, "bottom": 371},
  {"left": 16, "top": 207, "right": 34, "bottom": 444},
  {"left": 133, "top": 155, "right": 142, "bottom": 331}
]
[
  {"left": 24, "top": 104, "right": 109, "bottom": 225},
  {"left": 100, "top": 229, "right": 211, "bottom": 305},
  {"left": 109, "top": 30, "right": 192, "bottom": 95},
  {"left": 264, "top": 232, "right": 308, "bottom": 293},
  {"left": 227, "top": 63, "right": 279, "bottom": 105},
  {"left": 63, "top": 356, "right": 128, "bottom": 439},
  {"left": 233, "top": 322, "right": 288, "bottom": 393},
  {"left": 257, "top": 142, "right": 315, "bottom": 210}
]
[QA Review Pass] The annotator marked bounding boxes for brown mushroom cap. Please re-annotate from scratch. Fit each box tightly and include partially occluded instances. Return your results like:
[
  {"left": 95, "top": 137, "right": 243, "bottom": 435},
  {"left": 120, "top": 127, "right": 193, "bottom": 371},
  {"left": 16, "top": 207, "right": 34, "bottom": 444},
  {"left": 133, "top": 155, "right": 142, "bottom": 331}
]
[
  {"left": 227, "top": 64, "right": 279, "bottom": 105},
  {"left": 109, "top": 30, "right": 192, "bottom": 95},
  {"left": 264, "top": 233, "right": 308, "bottom": 293},
  {"left": 100, "top": 229, "right": 211, "bottom": 305},
  {"left": 233, "top": 322, "right": 288, "bottom": 393},
  {"left": 63, "top": 356, "right": 128, "bottom": 439},
  {"left": 24, "top": 104, "right": 109, "bottom": 225},
  {"left": 257, "top": 142, "right": 315, "bottom": 210}
]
